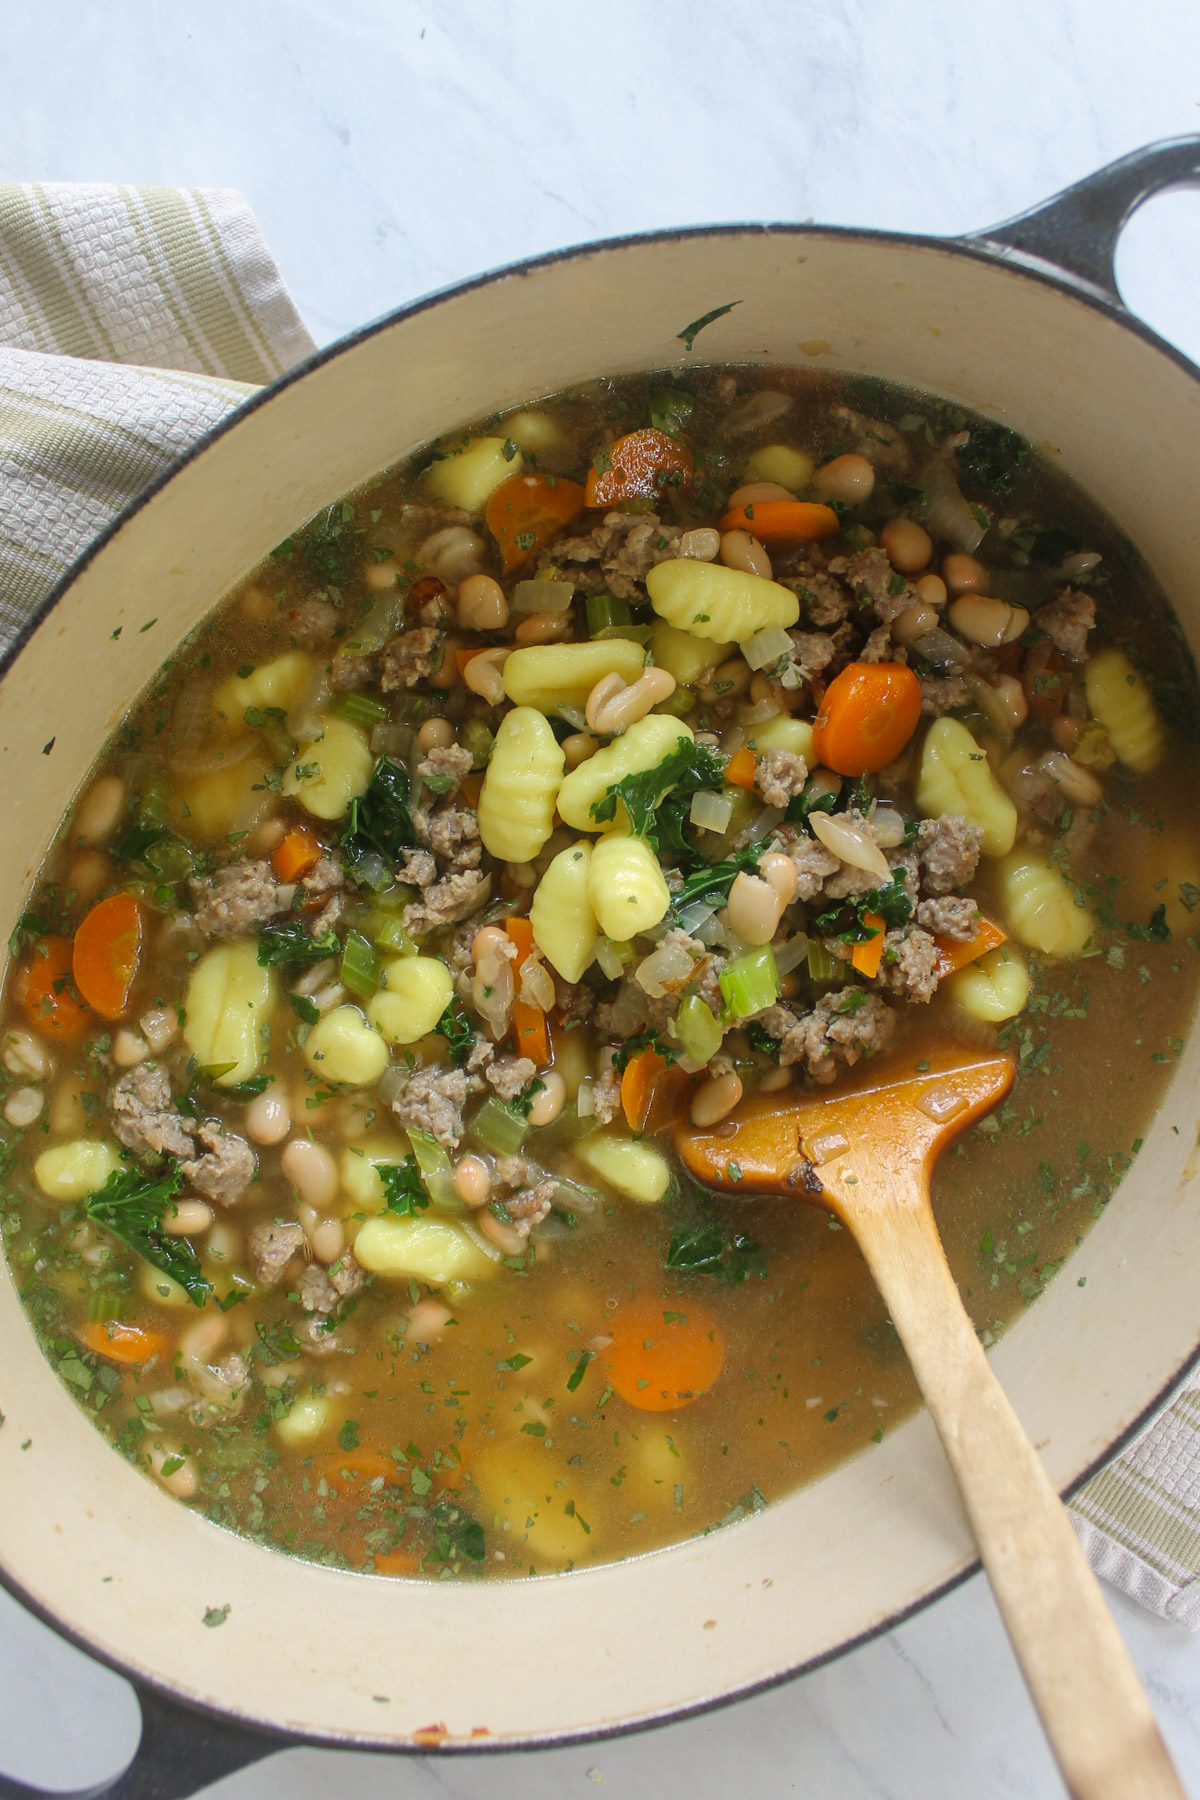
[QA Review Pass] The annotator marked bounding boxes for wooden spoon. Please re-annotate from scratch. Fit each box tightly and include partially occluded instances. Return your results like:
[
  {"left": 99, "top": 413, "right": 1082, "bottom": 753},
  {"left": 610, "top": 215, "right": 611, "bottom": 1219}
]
[{"left": 675, "top": 1038, "right": 1185, "bottom": 1800}]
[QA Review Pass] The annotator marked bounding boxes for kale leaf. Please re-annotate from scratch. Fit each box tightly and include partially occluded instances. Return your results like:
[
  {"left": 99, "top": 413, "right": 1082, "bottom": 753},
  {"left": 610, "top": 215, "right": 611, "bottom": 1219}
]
[
  {"left": 672, "top": 847, "right": 764, "bottom": 913},
  {"left": 84, "top": 1165, "right": 212, "bottom": 1306},
  {"left": 591, "top": 739, "right": 725, "bottom": 852},
  {"left": 676, "top": 301, "right": 742, "bottom": 352},
  {"left": 646, "top": 387, "right": 695, "bottom": 436},
  {"left": 745, "top": 1021, "right": 782, "bottom": 1062},
  {"left": 433, "top": 998, "right": 474, "bottom": 1068},
  {"left": 1029, "top": 528, "right": 1083, "bottom": 567},
  {"left": 378, "top": 1157, "right": 430, "bottom": 1219},
  {"left": 811, "top": 872, "right": 913, "bottom": 944},
  {"left": 341, "top": 757, "right": 417, "bottom": 879},
  {"left": 666, "top": 1220, "right": 767, "bottom": 1285},
  {"left": 257, "top": 918, "right": 341, "bottom": 967},
  {"left": 956, "top": 423, "right": 1030, "bottom": 495}
]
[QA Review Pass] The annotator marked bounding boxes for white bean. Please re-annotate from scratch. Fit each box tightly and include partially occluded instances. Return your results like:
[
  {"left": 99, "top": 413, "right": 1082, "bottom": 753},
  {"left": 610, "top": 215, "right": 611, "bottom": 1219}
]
[
  {"left": 463, "top": 647, "right": 510, "bottom": 705},
  {"left": 880, "top": 517, "right": 932, "bottom": 573},
  {"left": 73, "top": 775, "right": 125, "bottom": 847},
  {"left": 205, "top": 1222, "right": 242, "bottom": 1264},
  {"left": 690, "top": 1073, "right": 744, "bottom": 1127},
  {"left": 67, "top": 850, "right": 111, "bottom": 905},
  {"left": 720, "top": 529, "right": 773, "bottom": 581},
  {"left": 948, "top": 594, "right": 1030, "bottom": 648},
  {"left": 942, "top": 553, "right": 987, "bottom": 596},
  {"left": 678, "top": 527, "right": 721, "bottom": 561},
  {"left": 310, "top": 1217, "right": 346, "bottom": 1265},
  {"left": 480, "top": 1209, "right": 526, "bottom": 1256},
  {"left": 281, "top": 1137, "right": 339, "bottom": 1208},
  {"left": 417, "top": 718, "right": 455, "bottom": 752},
  {"left": 150, "top": 1445, "right": 198, "bottom": 1499},
  {"left": 405, "top": 1299, "right": 453, "bottom": 1339},
  {"left": 1037, "top": 750, "right": 1104, "bottom": 807},
  {"left": 813, "top": 454, "right": 875, "bottom": 505},
  {"left": 528, "top": 1070, "right": 566, "bottom": 1127},
  {"left": 417, "top": 524, "right": 487, "bottom": 585},
  {"left": 3, "top": 1086, "right": 42, "bottom": 1128},
  {"left": 727, "top": 873, "right": 785, "bottom": 946},
  {"left": 112, "top": 1030, "right": 151, "bottom": 1068},
  {"left": 2, "top": 1028, "right": 52, "bottom": 1081},
  {"left": 585, "top": 667, "right": 676, "bottom": 735},
  {"left": 892, "top": 602, "right": 940, "bottom": 646},
  {"left": 454, "top": 1156, "right": 491, "bottom": 1206},
  {"left": 726, "top": 481, "right": 795, "bottom": 508},
  {"left": 246, "top": 1091, "right": 291, "bottom": 1144},
  {"left": 139, "top": 1007, "right": 178, "bottom": 1054},
  {"left": 162, "top": 1199, "right": 214, "bottom": 1236},
  {"left": 457, "top": 574, "right": 508, "bottom": 632}
]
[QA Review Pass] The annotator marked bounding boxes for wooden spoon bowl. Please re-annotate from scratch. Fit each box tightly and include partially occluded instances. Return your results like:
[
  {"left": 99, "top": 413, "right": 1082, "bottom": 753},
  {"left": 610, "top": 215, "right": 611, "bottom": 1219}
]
[{"left": 675, "top": 1039, "right": 1185, "bottom": 1800}]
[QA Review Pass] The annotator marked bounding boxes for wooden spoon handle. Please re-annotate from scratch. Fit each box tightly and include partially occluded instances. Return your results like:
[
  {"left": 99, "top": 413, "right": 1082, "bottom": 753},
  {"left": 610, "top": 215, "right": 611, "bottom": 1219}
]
[{"left": 851, "top": 1197, "right": 1185, "bottom": 1800}]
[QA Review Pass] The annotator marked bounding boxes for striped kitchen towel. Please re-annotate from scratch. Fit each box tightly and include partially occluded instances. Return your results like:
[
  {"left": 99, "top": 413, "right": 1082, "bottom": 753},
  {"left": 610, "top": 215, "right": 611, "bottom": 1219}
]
[{"left": 0, "top": 178, "right": 1198, "bottom": 1629}]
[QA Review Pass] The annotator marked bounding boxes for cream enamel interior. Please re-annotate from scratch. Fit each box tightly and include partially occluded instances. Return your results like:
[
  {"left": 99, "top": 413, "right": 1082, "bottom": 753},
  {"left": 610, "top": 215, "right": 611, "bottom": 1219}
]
[{"left": 1, "top": 229, "right": 1200, "bottom": 1749}]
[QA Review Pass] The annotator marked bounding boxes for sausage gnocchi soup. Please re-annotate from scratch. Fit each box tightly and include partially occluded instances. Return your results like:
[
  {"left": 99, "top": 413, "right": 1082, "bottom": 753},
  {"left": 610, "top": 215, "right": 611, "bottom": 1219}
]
[{"left": 3, "top": 367, "right": 1198, "bottom": 1579}]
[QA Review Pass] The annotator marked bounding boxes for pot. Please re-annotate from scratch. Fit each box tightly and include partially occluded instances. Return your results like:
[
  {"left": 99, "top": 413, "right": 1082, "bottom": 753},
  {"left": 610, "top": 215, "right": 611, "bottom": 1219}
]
[{"left": 2, "top": 139, "right": 1200, "bottom": 1798}]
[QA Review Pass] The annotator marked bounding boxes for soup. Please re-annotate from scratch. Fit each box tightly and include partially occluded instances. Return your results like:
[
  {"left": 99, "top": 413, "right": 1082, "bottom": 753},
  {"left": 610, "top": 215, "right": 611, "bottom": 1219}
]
[{"left": 2, "top": 367, "right": 1197, "bottom": 1580}]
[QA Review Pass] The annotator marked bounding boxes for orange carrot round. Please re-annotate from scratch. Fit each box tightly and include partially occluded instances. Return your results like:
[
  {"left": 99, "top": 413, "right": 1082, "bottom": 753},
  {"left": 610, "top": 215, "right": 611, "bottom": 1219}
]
[
  {"left": 16, "top": 935, "right": 90, "bottom": 1041},
  {"left": 78, "top": 1321, "right": 170, "bottom": 1365},
  {"left": 718, "top": 499, "right": 840, "bottom": 543},
  {"left": 486, "top": 472, "right": 585, "bottom": 573},
  {"left": 322, "top": 1448, "right": 395, "bottom": 1491},
  {"left": 620, "top": 1047, "right": 694, "bottom": 1135},
  {"left": 585, "top": 428, "right": 693, "bottom": 509},
  {"left": 723, "top": 746, "right": 758, "bottom": 791},
  {"left": 604, "top": 1300, "right": 725, "bottom": 1411},
  {"left": 72, "top": 893, "right": 144, "bottom": 1021},
  {"left": 812, "top": 661, "right": 923, "bottom": 776}
]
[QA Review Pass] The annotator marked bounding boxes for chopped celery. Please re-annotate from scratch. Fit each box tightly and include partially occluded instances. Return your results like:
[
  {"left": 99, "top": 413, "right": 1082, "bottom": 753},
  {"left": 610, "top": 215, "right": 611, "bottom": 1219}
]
[
  {"left": 592, "top": 623, "right": 653, "bottom": 645},
  {"left": 370, "top": 914, "right": 417, "bottom": 957},
  {"left": 370, "top": 883, "right": 418, "bottom": 914},
  {"left": 586, "top": 594, "right": 631, "bottom": 636},
  {"left": 719, "top": 945, "right": 780, "bottom": 1020},
  {"left": 332, "top": 691, "right": 388, "bottom": 728},
  {"left": 406, "top": 1128, "right": 464, "bottom": 1213},
  {"left": 340, "top": 931, "right": 381, "bottom": 998},
  {"left": 674, "top": 994, "right": 723, "bottom": 1063},
  {"left": 595, "top": 938, "right": 634, "bottom": 980},
  {"left": 469, "top": 1096, "right": 529, "bottom": 1156},
  {"left": 807, "top": 941, "right": 841, "bottom": 982},
  {"left": 657, "top": 687, "right": 696, "bottom": 717},
  {"left": 460, "top": 717, "right": 494, "bottom": 769}
]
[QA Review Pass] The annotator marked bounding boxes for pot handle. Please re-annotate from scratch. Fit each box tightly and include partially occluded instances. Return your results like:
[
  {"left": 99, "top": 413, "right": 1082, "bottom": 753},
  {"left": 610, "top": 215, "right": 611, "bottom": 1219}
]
[
  {"left": 965, "top": 135, "right": 1200, "bottom": 307},
  {"left": 0, "top": 1680, "right": 289, "bottom": 1800}
]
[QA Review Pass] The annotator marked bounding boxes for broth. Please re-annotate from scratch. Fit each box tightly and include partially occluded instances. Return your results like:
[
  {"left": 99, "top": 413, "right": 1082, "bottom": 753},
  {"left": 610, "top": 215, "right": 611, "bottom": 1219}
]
[{"left": 2, "top": 365, "right": 1197, "bottom": 1579}]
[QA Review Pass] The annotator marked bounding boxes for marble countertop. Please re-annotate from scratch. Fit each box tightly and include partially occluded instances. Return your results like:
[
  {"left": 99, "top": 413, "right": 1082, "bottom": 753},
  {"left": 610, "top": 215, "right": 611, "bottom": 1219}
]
[{"left": 3, "top": 2, "right": 1200, "bottom": 1795}]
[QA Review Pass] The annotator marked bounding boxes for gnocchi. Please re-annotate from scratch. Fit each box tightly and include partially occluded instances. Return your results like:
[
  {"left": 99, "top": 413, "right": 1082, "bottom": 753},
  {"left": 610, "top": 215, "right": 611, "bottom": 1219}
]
[
  {"left": 557, "top": 714, "right": 693, "bottom": 832},
  {"left": 174, "top": 753, "right": 271, "bottom": 840},
  {"left": 183, "top": 941, "right": 273, "bottom": 1085},
  {"left": 353, "top": 1212, "right": 497, "bottom": 1283},
  {"left": 646, "top": 558, "right": 799, "bottom": 642},
  {"left": 274, "top": 1393, "right": 334, "bottom": 1448},
  {"left": 651, "top": 619, "right": 732, "bottom": 687},
  {"left": 917, "top": 717, "right": 1018, "bottom": 856},
  {"left": 586, "top": 831, "right": 671, "bottom": 940},
  {"left": 34, "top": 1137, "right": 123, "bottom": 1200},
  {"left": 529, "top": 840, "right": 600, "bottom": 983},
  {"left": 477, "top": 706, "right": 565, "bottom": 861},
  {"left": 745, "top": 714, "right": 815, "bottom": 759},
  {"left": 1085, "top": 648, "right": 1164, "bottom": 773},
  {"left": 946, "top": 948, "right": 1030, "bottom": 1022},
  {"left": 426, "top": 435, "right": 524, "bottom": 511},
  {"left": 1000, "top": 853, "right": 1092, "bottom": 958},
  {"left": 577, "top": 1134, "right": 672, "bottom": 1204},
  {"left": 213, "top": 651, "right": 313, "bottom": 730},
  {"left": 502, "top": 639, "right": 647, "bottom": 711},
  {"left": 282, "top": 716, "right": 373, "bottom": 821},
  {"left": 367, "top": 956, "right": 454, "bottom": 1045},
  {"left": 302, "top": 1004, "right": 389, "bottom": 1086}
]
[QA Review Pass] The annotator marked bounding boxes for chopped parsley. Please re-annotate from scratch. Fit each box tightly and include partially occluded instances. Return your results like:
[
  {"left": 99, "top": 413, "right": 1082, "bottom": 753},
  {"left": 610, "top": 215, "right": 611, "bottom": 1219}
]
[
  {"left": 378, "top": 1157, "right": 431, "bottom": 1219},
  {"left": 666, "top": 1220, "right": 767, "bottom": 1285},
  {"left": 433, "top": 998, "right": 474, "bottom": 1068},
  {"left": 256, "top": 918, "right": 341, "bottom": 967},
  {"left": 612, "top": 1030, "right": 678, "bottom": 1075},
  {"left": 676, "top": 301, "right": 742, "bottom": 352}
]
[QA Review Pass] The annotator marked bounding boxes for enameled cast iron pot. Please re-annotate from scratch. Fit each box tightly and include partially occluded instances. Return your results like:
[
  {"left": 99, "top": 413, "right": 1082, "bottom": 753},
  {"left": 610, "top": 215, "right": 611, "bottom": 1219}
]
[{"left": 2, "top": 139, "right": 1200, "bottom": 1800}]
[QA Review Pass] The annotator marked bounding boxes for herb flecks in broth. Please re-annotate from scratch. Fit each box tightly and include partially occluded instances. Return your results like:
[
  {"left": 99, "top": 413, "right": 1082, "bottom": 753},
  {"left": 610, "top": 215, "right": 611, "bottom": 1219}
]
[{"left": 3, "top": 366, "right": 1198, "bottom": 1581}]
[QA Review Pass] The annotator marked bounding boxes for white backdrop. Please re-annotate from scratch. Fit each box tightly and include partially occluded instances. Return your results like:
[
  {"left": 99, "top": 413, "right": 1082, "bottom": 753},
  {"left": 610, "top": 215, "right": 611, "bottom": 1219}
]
[{"left": 1, "top": 3, "right": 1200, "bottom": 1796}]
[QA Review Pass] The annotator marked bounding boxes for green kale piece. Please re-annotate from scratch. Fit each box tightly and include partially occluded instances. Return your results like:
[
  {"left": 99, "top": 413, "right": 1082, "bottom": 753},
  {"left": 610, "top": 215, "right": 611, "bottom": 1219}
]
[
  {"left": 956, "top": 422, "right": 1030, "bottom": 495},
  {"left": 84, "top": 1165, "right": 211, "bottom": 1306},
  {"left": 341, "top": 757, "right": 417, "bottom": 878},
  {"left": 256, "top": 918, "right": 341, "bottom": 967},
  {"left": 591, "top": 739, "right": 725, "bottom": 852}
]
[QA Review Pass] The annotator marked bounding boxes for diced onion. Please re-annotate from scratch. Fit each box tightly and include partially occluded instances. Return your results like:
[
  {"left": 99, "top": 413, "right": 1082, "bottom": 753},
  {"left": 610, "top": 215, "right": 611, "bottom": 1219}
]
[
  {"left": 747, "top": 805, "right": 785, "bottom": 842},
  {"left": 459, "top": 1216, "right": 505, "bottom": 1263},
  {"left": 871, "top": 805, "right": 907, "bottom": 848},
  {"left": 808, "top": 811, "right": 891, "bottom": 879},
  {"left": 690, "top": 790, "right": 735, "bottom": 833},
  {"left": 727, "top": 391, "right": 792, "bottom": 434},
  {"left": 773, "top": 933, "right": 811, "bottom": 975},
  {"left": 519, "top": 955, "right": 557, "bottom": 1011},
  {"left": 739, "top": 623, "right": 794, "bottom": 671},
  {"left": 286, "top": 667, "right": 333, "bottom": 744},
  {"left": 738, "top": 698, "right": 781, "bottom": 727},
  {"left": 635, "top": 940, "right": 695, "bottom": 999},
  {"left": 595, "top": 939, "right": 631, "bottom": 980},
  {"left": 673, "top": 898, "right": 718, "bottom": 936},
  {"left": 554, "top": 704, "right": 589, "bottom": 732},
  {"left": 922, "top": 460, "right": 985, "bottom": 554},
  {"left": 692, "top": 912, "right": 726, "bottom": 946},
  {"left": 913, "top": 627, "right": 972, "bottom": 673},
  {"left": 406, "top": 1128, "right": 464, "bottom": 1214},
  {"left": 513, "top": 579, "right": 575, "bottom": 614},
  {"left": 576, "top": 1079, "right": 597, "bottom": 1118},
  {"left": 376, "top": 1064, "right": 408, "bottom": 1107}
]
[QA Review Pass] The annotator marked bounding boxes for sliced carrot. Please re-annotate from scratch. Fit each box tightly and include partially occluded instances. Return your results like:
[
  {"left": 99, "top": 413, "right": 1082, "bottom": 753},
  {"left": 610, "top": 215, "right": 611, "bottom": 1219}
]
[
  {"left": 718, "top": 499, "right": 840, "bottom": 543},
  {"left": 619, "top": 1046, "right": 695, "bottom": 1135},
  {"left": 71, "top": 893, "right": 144, "bottom": 1021},
  {"left": 724, "top": 746, "right": 758, "bottom": 791},
  {"left": 460, "top": 770, "right": 484, "bottom": 809},
  {"left": 456, "top": 645, "right": 497, "bottom": 676},
  {"left": 78, "top": 1321, "right": 170, "bottom": 1365},
  {"left": 272, "top": 826, "right": 323, "bottom": 883},
  {"left": 850, "top": 912, "right": 886, "bottom": 979},
  {"left": 17, "top": 935, "right": 91, "bottom": 1042},
  {"left": 373, "top": 1549, "right": 421, "bottom": 1577},
  {"left": 604, "top": 1300, "right": 725, "bottom": 1412},
  {"left": 506, "top": 915, "right": 549, "bottom": 1064},
  {"left": 812, "top": 661, "right": 923, "bottom": 776},
  {"left": 322, "top": 1448, "right": 395, "bottom": 1491},
  {"left": 934, "top": 915, "right": 1008, "bottom": 977},
  {"left": 486, "top": 472, "right": 585, "bottom": 574},
  {"left": 585, "top": 428, "right": 693, "bottom": 509}
]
